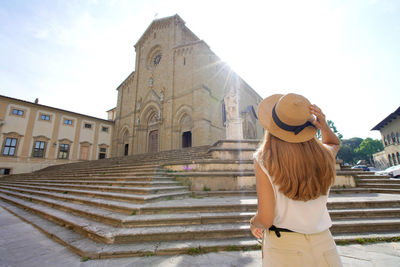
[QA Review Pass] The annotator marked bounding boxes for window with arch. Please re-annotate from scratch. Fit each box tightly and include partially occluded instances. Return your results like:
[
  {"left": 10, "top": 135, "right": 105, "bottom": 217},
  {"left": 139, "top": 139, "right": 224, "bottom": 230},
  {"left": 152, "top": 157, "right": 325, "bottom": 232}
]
[
  {"left": 392, "top": 132, "right": 396, "bottom": 144},
  {"left": 397, "top": 152, "right": 400, "bottom": 165},
  {"left": 397, "top": 132, "right": 400, "bottom": 144},
  {"left": 387, "top": 135, "right": 391, "bottom": 145},
  {"left": 392, "top": 153, "right": 397, "bottom": 165},
  {"left": 388, "top": 154, "right": 392, "bottom": 166},
  {"left": 384, "top": 137, "right": 388, "bottom": 146}
]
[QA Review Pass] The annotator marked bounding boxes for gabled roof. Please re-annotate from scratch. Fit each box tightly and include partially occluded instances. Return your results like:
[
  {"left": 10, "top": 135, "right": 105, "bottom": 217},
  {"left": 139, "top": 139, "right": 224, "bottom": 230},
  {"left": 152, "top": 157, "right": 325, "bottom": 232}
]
[
  {"left": 116, "top": 71, "right": 135, "bottom": 91},
  {"left": 134, "top": 14, "right": 187, "bottom": 48},
  {"left": 371, "top": 106, "right": 400, "bottom": 131}
]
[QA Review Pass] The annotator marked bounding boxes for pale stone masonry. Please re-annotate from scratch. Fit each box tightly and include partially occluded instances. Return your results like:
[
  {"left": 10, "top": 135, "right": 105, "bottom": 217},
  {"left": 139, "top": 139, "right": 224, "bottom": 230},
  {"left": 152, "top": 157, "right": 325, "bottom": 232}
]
[
  {"left": 0, "top": 14, "right": 264, "bottom": 173},
  {"left": 372, "top": 106, "right": 400, "bottom": 169},
  {"left": 111, "top": 14, "right": 264, "bottom": 157},
  {"left": 0, "top": 95, "right": 114, "bottom": 174}
]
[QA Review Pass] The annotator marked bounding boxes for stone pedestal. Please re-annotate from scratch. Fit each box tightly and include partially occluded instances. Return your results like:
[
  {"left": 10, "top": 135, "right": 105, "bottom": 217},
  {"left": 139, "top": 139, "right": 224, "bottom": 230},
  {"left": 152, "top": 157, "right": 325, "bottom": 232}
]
[{"left": 226, "top": 119, "right": 243, "bottom": 140}]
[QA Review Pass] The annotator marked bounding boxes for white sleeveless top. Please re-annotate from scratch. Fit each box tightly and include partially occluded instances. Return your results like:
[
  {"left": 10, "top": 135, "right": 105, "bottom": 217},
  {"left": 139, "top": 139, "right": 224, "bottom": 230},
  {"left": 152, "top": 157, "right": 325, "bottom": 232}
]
[{"left": 254, "top": 154, "right": 332, "bottom": 234}]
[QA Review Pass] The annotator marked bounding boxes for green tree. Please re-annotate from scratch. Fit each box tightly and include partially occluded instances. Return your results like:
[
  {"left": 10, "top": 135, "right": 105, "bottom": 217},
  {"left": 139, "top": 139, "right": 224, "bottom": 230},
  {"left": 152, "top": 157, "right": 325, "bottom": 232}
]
[
  {"left": 316, "top": 120, "right": 343, "bottom": 140},
  {"left": 337, "top": 137, "right": 363, "bottom": 164},
  {"left": 355, "top": 138, "right": 384, "bottom": 163},
  {"left": 337, "top": 144, "right": 355, "bottom": 164},
  {"left": 342, "top": 137, "right": 363, "bottom": 150}
]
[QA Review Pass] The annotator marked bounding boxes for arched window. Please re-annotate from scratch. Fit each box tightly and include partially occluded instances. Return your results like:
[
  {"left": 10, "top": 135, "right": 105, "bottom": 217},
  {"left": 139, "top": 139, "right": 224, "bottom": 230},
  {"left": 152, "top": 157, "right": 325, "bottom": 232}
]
[
  {"left": 387, "top": 135, "right": 391, "bottom": 145},
  {"left": 384, "top": 137, "right": 388, "bottom": 146},
  {"left": 388, "top": 154, "right": 392, "bottom": 166},
  {"left": 397, "top": 132, "right": 400, "bottom": 144},
  {"left": 397, "top": 152, "right": 400, "bottom": 165},
  {"left": 393, "top": 153, "right": 397, "bottom": 165},
  {"left": 392, "top": 132, "right": 396, "bottom": 144}
]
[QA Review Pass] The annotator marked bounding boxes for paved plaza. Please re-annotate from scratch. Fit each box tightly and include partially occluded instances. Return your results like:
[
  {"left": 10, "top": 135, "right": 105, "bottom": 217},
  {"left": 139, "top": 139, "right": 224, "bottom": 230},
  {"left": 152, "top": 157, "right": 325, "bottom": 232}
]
[{"left": 1, "top": 206, "right": 399, "bottom": 267}]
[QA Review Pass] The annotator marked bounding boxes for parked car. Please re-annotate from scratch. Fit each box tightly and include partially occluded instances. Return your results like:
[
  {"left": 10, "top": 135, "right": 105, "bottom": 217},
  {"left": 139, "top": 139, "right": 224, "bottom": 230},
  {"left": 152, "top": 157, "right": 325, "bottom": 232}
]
[
  {"left": 368, "top": 167, "right": 380, "bottom": 172},
  {"left": 376, "top": 165, "right": 400, "bottom": 178},
  {"left": 351, "top": 165, "right": 370, "bottom": 171}
]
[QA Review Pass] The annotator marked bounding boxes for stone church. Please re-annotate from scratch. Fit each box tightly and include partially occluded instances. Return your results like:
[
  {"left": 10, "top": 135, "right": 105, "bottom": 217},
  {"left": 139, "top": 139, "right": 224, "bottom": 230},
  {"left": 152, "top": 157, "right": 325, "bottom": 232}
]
[
  {"left": 111, "top": 14, "right": 263, "bottom": 157},
  {"left": 0, "top": 14, "right": 265, "bottom": 174}
]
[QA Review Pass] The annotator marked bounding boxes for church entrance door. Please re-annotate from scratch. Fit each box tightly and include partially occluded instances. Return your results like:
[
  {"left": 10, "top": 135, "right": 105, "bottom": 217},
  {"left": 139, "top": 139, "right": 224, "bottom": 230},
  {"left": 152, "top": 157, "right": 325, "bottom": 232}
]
[
  {"left": 148, "top": 130, "right": 158, "bottom": 153},
  {"left": 182, "top": 131, "right": 192, "bottom": 148},
  {"left": 124, "top": 144, "right": 129, "bottom": 156}
]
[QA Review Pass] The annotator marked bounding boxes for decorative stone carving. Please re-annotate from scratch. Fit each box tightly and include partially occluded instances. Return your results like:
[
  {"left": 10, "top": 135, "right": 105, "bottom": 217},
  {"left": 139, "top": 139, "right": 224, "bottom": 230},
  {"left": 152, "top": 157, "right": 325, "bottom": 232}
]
[
  {"left": 224, "top": 87, "right": 240, "bottom": 121},
  {"left": 160, "top": 87, "right": 165, "bottom": 102},
  {"left": 137, "top": 97, "right": 142, "bottom": 112},
  {"left": 223, "top": 87, "right": 243, "bottom": 140}
]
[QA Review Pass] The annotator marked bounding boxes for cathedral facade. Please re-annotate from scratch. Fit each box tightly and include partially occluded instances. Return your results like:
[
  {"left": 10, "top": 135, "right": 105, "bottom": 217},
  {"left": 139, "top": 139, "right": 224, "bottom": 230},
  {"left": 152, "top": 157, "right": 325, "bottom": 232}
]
[{"left": 111, "top": 15, "right": 263, "bottom": 157}]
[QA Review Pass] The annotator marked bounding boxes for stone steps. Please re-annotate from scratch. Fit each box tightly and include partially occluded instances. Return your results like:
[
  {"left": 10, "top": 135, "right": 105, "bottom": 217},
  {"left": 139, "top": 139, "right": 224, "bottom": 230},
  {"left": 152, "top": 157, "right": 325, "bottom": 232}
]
[
  {"left": 0, "top": 184, "right": 190, "bottom": 204},
  {"left": 1, "top": 189, "right": 399, "bottom": 230},
  {"left": 3, "top": 182, "right": 188, "bottom": 195},
  {"left": 0, "top": 195, "right": 252, "bottom": 244},
  {"left": 0, "top": 200, "right": 260, "bottom": 258},
  {"left": 7, "top": 180, "right": 181, "bottom": 187},
  {"left": 36, "top": 146, "right": 212, "bottom": 172},
  {"left": 355, "top": 174, "right": 391, "bottom": 179},
  {"left": 22, "top": 171, "right": 169, "bottom": 179},
  {"left": 357, "top": 179, "right": 400, "bottom": 184},
  {"left": 329, "top": 208, "right": 400, "bottom": 219},
  {"left": 0, "top": 190, "right": 253, "bottom": 227},
  {"left": 1, "top": 185, "right": 400, "bottom": 215},
  {"left": 4, "top": 199, "right": 400, "bottom": 260},
  {"left": 36, "top": 166, "right": 162, "bottom": 175},
  {"left": 2, "top": 192, "right": 400, "bottom": 241},
  {"left": 358, "top": 183, "right": 400, "bottom": 189},
  {"left": 1, "top": 193, "right": 400, "bottom": 246}
]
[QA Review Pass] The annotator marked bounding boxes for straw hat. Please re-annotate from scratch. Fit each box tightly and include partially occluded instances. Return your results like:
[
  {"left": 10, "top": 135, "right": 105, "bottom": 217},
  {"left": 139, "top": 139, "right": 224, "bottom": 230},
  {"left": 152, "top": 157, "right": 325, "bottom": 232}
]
[{"left": 258, "top": 93, "right": 317, "bottom": 143}]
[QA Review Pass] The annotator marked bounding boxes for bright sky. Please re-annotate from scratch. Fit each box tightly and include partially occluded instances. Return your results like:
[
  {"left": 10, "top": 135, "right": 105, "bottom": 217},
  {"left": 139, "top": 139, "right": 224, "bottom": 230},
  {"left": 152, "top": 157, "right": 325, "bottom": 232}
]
[{"left": 1, "top": 0, "right": 399, "bottom": 140}]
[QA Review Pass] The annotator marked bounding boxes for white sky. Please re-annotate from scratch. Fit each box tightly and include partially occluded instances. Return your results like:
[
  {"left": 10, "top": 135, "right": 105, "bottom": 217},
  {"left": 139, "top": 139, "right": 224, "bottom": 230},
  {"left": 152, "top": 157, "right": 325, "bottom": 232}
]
[{"left": 1, "top": 0, "right": 399, "bottom": 139}]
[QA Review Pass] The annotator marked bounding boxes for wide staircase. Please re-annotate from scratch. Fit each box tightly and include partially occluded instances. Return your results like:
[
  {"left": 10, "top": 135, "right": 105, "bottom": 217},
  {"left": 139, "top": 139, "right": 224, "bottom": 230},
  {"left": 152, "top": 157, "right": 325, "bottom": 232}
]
[{"left": 0, "top": 146, "right": 400, "bottom": 259}]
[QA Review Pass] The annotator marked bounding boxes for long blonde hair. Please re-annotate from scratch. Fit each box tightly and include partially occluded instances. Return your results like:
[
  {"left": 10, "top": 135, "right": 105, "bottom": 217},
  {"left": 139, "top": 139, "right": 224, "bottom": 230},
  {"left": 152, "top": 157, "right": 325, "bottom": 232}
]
[{"left": 256, "top": 132, "right": 335, "bottom": 201}]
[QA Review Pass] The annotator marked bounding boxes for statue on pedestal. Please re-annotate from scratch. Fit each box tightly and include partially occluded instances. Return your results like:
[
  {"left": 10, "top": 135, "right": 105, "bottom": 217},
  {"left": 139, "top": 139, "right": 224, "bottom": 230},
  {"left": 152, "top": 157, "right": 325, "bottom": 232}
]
[{"left": 223, "top": 87, "right": 243, "bottom": 140}]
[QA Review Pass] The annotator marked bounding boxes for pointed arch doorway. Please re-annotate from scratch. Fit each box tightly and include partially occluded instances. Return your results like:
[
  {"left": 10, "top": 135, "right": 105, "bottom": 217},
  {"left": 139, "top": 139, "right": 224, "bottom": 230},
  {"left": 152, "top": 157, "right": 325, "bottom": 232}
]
[
  {"left": 182, "top": 131, "right": 192, "bottom": 148},
  {"left": 148, "top": 130, "right": 159, "bottom": 153}
]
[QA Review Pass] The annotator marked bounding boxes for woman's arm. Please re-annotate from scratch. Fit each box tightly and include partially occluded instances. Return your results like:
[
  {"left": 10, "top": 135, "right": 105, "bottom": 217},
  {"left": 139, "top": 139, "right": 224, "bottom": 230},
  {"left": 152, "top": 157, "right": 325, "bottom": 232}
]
[
  {"left": 310, "top": 104, "right": 341, "bottom": 157},
  {"left": 250, "top": 161, "right": 275, "bottom": 238}
]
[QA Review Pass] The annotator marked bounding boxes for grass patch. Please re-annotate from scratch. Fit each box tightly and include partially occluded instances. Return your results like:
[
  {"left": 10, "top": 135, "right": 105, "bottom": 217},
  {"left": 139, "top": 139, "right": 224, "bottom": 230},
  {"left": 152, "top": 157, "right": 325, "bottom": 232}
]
[
  {"left": 141, "top": 252, "right": 155, "bottom": 257},
  {"left": 80, "top": 257, "right": 90, "bottom": 262},
  {"left": 130, "top": 210, "right": 136, "bottom": 215},
  {"left": 356, "top": 238, "right": 366, "bottom": 244},
  {"left": 226, "top": 245, "right": 240, "bottom": 251},
  {"left": 336, "top": 240, "right": 350, "bottom": 246},
  {"left": 203, "top": 186, "right": 211, "bottom": 192},
  {"left": 188, "top": 246, "right": 205, "bottom": 255}
]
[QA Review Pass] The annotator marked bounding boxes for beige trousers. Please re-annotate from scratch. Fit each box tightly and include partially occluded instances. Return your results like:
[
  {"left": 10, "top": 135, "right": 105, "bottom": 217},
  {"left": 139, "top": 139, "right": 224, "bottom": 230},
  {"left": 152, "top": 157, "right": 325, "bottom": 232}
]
[{"left": 262, "top": 229, "right": 343, "bottom": 267}]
